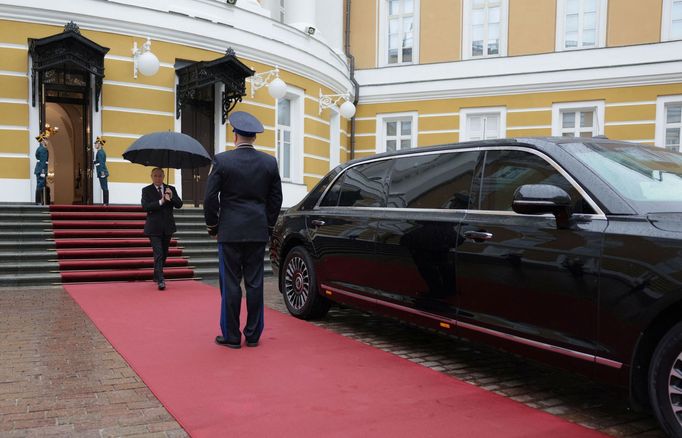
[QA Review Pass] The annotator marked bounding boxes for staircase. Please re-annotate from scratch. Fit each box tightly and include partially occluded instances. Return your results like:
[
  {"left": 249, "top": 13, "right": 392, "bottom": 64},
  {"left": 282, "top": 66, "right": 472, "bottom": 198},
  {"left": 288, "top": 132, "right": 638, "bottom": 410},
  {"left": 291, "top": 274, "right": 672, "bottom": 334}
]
[{"left": 0, "top": 203, "right": 272, "bottom": 287}]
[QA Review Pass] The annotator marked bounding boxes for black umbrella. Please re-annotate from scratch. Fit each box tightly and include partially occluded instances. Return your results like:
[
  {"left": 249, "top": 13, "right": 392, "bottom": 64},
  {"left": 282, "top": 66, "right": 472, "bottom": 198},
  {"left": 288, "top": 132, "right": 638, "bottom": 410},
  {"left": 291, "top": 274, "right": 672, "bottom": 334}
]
[{"left": 123, "top": 131, "right": 212, "bottom": 170}]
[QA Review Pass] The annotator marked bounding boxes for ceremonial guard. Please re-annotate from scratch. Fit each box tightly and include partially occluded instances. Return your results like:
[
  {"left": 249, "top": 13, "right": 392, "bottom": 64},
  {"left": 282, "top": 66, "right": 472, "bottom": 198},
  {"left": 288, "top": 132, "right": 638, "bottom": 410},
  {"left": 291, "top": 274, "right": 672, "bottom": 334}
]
[
  {"left": 34, "top": 125, "right": 57, "bottom": 205},
  {"left": 94, "top": 136, "right": 110, "bottom": 205}
]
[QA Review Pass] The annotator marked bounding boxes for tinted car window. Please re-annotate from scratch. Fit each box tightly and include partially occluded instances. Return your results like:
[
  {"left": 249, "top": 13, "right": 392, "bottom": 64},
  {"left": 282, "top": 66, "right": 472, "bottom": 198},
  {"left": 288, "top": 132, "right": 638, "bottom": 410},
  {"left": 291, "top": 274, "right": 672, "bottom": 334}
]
[
  {"left": 471, "top": 149, "right": 594, "bottom": 213},
  {"left": 302, "top": 168, "right": 340, "bottom": 209},
  {"left": 388, "top": 151, "right": 479, "bottom": 209},
  {"left": 337, "top": 160, "right": 391, "bottom": 207},
  {"left": 319, "top": 173, "right": 343, "bottom": 207}
]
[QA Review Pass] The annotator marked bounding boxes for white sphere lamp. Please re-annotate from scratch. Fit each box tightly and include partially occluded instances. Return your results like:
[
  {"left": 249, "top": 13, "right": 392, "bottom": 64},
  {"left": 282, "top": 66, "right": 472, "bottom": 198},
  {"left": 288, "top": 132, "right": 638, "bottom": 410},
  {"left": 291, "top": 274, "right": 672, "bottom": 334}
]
[
  {"left": 137, "top": 50, "right": 160, "bottom": 76},
  {"left": 268, "top": 77, "right": 287, "bottom": 100},
  {"left": 340, "top": 100, "right": 356, "bottom": 119}
]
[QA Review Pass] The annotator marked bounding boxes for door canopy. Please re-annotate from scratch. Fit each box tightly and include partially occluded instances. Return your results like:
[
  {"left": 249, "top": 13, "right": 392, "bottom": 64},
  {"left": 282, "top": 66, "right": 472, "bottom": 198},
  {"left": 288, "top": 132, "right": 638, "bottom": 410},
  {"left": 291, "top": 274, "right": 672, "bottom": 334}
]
[
  {"left": 176, "top": 48, "right": 255, "bottom": 123},
  {"left": 29, "top": 21, "right": 110, "bottom": 111}
]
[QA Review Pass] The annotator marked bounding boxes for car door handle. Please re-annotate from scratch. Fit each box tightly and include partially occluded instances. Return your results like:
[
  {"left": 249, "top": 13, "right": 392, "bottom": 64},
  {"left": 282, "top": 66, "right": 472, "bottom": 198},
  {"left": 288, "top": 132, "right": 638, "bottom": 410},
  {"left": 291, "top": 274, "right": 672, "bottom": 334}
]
[
  {"left": 311, "top": 220, "right": 326, "bottom": 227},
  {"left": 464, "top": 231, "right": 493, "bottom": 242}
]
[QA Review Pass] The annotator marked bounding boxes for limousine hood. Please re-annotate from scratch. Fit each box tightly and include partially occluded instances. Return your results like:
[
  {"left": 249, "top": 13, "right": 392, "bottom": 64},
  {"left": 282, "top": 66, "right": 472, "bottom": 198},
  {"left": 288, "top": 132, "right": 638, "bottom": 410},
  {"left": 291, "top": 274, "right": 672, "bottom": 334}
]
[{"left": 647, "top": 213, "right": 682, "bottom": 233}]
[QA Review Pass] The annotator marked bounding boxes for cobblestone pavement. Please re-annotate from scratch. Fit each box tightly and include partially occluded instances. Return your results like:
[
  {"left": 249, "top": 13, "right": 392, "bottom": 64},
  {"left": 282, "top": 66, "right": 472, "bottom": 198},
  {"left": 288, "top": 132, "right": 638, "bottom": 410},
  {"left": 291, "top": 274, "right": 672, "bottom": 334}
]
[
  {"left": 260, "top": 278, "right": 666, "bottom": 438},
  {"left": 0, "top": 280, "right": 668, "bottom": 437}
]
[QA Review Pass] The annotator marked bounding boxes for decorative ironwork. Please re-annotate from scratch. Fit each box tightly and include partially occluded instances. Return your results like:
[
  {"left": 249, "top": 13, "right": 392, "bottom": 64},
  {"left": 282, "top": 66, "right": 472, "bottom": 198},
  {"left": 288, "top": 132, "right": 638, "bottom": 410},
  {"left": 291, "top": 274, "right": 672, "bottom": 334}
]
[
  {"left": 29, "top": 22, "right": 109, "bottom": 111},
  {"left": 176, "top": 48, "right": 254, "bottom": 123}
]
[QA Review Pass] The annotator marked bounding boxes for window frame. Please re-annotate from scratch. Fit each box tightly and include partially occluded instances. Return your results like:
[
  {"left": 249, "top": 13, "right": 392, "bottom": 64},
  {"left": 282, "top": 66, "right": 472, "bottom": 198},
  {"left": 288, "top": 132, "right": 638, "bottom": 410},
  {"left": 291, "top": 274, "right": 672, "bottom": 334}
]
[
  {"left": 275, "top": 86, "right": 304, "bottom": 184},
  {"left": 329, "top": 107, "right": 341, "bottom": 170},
  {"left": 555, "top": 0, "right": 608, "bottom": 51},
  {"left": 662, "top": 0, "right": 682, "bottom": 41},
  {"left": 551, "top": 101, "right": 605, "bottom": 138},
  {"left": 461, "top": 0, "right": 509, "bottom": 60},
  {"left": 378, "top": 0, "right": 421, "bottom": 67},
  {"left": 655, "top": 95, "right": 682, "bottom": 152},
  {"left": 459, "top": 106, "right": 507, "bottom": 141},
  {"left": 376, "top": 112, "right": 418, "bottom": 154}
]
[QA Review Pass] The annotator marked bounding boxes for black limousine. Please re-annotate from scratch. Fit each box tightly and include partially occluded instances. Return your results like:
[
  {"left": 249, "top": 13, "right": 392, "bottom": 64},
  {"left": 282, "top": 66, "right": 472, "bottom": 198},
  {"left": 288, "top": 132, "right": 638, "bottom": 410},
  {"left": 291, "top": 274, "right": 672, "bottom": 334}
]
[{"left": 269, "top": 137, "right": 682, "bottom": 436}]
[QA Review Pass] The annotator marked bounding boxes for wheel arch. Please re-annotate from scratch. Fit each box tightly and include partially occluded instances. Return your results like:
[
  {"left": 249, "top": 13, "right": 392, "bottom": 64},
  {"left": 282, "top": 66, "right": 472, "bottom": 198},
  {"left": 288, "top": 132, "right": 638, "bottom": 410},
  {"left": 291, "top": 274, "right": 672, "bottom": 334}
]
[{"left": 277, "top": 234, "right": 315, "bottom": 292}]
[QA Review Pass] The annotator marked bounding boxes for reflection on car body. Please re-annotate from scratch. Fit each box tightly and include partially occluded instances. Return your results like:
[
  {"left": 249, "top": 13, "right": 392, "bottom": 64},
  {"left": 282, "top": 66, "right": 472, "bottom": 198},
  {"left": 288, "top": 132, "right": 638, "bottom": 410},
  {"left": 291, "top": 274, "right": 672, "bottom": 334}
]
[{"left": 270, "top": 137, "right": 682, "bottom": 437}]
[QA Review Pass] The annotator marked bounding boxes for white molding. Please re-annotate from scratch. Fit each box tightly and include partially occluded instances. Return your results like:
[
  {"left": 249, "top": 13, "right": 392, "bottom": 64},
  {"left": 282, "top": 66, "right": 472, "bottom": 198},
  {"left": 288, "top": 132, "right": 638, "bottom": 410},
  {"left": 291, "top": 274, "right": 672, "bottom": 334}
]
[
  {"left": 507, "top": 107, "right": 551, "bottom": 113},
  {"left": 240, "top": 98, "right": 276, "bottom": 110},
  {"left": 551, "top": 100, "right": 605, "bottom": 136},
  {"left": 355, "top": 132, "right": 376, "bottom": 137},
  {"left": 507, "top": 125, "right": 551, "bottom": 131},
  {"left": 419, "top": 112, "right": 459, "bottom": 118},
  {"left": 303, "top": 172, "right": 326, "bottom": 179},
  {"left": 0, "top": 70, "right": 27, "bottom": 77},
  {"left": 377, "top": 0, "right": 420, "bottom": 67},
  {"left": 605, "top": 101, "right": 656, "bottom": 107},
  {"left": 0, "top": 42, "right": 27, "bottom": 50},
  {"left": 102, "top": 106, "right": 175, "bottom": 117},
  {"left": 0, "top": 98, "right": 27, "bottom": 105},
  {"left": 462, "top": 0, "right": 509, "bottom": 60},
  {"left": 0, "top": 152, "right": 29, "bottom": 158},
  {"left": 356, "top": 41, "right": 682, "bottom": 103},
  {"left": 459, "top": 106, "right": 507, "bottom": 140},
  {"left": 305, "top": 114, "right": 330, "bottom": 126},
  {"left": 354, "top": 116, "right": 376, "bottom": 121},
  {"left": 419, "top": 129, "right": 459, "bottom": 134},
  {"left": 304, "top": 133, "right": 330, "bottom": 143},
  {"left": 555, "top": 0, "right": 608, "bottom": 51},
  {"left": 375, "top": 111, "right": 418, "bottom": 153},
  {"left": 329, "top": 107, "right": 340, "bottom": 170},
  {"left": 103, "top": 80, "right": 174, "bottom": 93},
  {"left": 604, "top": 120, "right": 655, "bottom": 126},
  {"left": 105, "top": 54, "right": 175, "bottom": 70},
  {"left": 655, "top": 94, "right": 682, "bottom": 148},
  {"left": 102, "top": 132, "right": 142, "bottom": 139},
  {"left": 303, "top": 152, "right": 330, "bottom": 162},
  {"left": 0, "top": 125, "right": 28, "bottom": 131},
  {"left": 254, "top": 145, "right": 276, "bottom": 152}
]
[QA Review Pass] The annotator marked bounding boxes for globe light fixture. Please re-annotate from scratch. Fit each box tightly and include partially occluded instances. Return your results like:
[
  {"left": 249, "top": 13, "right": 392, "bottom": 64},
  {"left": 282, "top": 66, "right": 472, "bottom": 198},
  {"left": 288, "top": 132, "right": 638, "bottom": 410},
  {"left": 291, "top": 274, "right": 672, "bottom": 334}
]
[
  {"left": 250, "top": 66, "right": 287, "bottom": 99},
  {"left": 132, "top": 37, "right": 160, "bottom": 79},
  {"left": 319, "top": 89, "right": 356, "bottom": 119}
]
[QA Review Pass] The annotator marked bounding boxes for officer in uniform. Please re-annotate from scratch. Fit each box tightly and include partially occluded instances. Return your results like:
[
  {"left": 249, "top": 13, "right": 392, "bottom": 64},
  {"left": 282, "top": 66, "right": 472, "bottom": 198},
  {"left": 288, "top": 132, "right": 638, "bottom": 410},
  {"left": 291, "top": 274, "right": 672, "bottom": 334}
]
[
  {"left": 204, "top": 111, "right": 283, "bottom": 349},
  {"left": 94, "top": 136, "right": 110, "bottom": 205},
  {"left": 34, "top": 131, "right": 49, "bottom": 205}
]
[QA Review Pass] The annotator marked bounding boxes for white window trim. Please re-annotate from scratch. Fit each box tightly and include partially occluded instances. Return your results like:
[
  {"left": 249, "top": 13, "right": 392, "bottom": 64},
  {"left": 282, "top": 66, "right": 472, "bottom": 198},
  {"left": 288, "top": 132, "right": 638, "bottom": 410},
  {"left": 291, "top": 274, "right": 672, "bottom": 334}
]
[
  {"left": 459, "top": 106, "right": 507, "bottom": 141},
  {"left": 662, "top": 0, "right": 682, "bottom": 41},
  {"left": 275, "top": 85, "right": 304, "bottom": 184},
  {"left": 376, "top": 111, "right": 419, "bottom": 153},
  {"left": 551, "top": 100, "right": 605, "bottom": 137},
  {"left": 462, "top": 0, "right": 509, "bottom": 60},
  {"left": 655, "top": 95, "right": 682, "bottom": 148},
  {"left": 555, "top": 0, "right": 608, "bottom": 51},
  {"left": 329, "top": 107, "right": 341, "bottom": 170},
  {"left": 378, "top": 0, "right": 420, "bottom": 67}
]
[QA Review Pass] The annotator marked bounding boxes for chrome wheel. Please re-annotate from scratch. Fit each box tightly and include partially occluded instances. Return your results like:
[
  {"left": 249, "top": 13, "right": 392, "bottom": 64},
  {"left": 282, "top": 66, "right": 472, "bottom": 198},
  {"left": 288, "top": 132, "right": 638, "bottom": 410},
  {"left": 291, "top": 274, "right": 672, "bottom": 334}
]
[
  {"left": 284, "top": 256, "right": 310, "bottom": 310},
  {"left": 668, "top": 351, "right": 682, "bottom": 427}
]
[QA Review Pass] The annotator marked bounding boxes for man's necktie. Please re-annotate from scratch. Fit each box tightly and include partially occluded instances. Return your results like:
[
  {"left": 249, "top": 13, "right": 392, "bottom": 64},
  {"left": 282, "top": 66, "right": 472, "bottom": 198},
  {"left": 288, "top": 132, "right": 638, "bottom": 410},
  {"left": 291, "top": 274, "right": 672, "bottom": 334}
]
[{"left": 158, "top": 185, "right": 163, "bottom": 198}]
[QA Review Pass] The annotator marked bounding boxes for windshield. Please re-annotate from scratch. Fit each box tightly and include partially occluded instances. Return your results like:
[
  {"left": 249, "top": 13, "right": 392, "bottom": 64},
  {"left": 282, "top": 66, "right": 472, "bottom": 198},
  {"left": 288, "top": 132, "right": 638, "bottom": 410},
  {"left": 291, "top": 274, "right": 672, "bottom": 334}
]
[{"left": 568, "top": 141, "right": 682, "bottom": 213}]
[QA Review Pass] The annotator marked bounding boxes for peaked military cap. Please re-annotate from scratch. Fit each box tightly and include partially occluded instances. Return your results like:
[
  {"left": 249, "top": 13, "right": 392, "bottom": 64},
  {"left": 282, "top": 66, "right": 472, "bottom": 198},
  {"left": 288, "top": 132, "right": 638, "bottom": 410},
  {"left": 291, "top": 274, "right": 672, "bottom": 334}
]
[{"left": 229, "top": 111, "right": 264, "bottom": 137}]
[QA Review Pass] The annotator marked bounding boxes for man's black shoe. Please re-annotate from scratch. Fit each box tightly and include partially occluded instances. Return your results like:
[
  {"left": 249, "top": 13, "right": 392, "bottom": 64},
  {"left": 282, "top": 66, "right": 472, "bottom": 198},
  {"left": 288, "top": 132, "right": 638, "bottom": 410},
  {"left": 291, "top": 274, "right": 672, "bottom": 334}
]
[
  {"left": 246, "top": 340, "right": 259, "bottom": 347},
  {"left": 157, "top": 281, "right": 166, "bottom": 290},
  {"left": 215, "top": 336, "right": 241, "bottom": 349}
]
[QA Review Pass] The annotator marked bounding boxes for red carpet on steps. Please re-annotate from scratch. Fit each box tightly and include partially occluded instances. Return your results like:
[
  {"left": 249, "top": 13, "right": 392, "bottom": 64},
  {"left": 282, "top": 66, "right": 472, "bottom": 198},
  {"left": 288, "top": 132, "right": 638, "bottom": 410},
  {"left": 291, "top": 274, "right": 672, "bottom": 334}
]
[
  {"left": 49, "top": 204, "right": 194, "bottom": 283},
  {"left": 65, "top": 281, "right": 607, "bottom": 438}
]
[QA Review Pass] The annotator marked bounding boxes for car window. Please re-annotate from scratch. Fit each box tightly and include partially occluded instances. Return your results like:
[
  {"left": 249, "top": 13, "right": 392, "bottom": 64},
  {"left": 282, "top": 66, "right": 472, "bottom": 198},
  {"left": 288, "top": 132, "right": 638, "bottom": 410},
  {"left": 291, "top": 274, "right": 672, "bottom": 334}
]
[
  {"left": 333, "top": 160, "right": 391, "bottom": 207},
  {"left": 302, "top": 169, "right": 340, "bottom": 210},
  {"left": 387, "top": 151, "right": 480, "bottom": 209},
  {"left": 471, "top": 149, "right": 594, "bottom": 213}
]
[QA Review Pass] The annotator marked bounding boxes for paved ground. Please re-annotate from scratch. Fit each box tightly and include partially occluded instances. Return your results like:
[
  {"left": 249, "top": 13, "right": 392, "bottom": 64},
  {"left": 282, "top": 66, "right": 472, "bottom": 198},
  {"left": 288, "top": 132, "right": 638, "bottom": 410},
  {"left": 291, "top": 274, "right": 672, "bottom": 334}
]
[{"left": 0, "top": 279, "right": 667, "bottom": 437}]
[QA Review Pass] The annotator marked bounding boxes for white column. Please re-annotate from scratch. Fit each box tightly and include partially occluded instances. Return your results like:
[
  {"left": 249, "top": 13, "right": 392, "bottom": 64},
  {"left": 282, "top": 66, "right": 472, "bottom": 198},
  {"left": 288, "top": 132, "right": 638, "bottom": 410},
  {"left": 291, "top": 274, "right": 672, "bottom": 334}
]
[
  {"left": 285, "top": 0, "right": 316, "bottom": 33},
  {"left": 316, "top": 0, "right": 343, "bottom": 52}
]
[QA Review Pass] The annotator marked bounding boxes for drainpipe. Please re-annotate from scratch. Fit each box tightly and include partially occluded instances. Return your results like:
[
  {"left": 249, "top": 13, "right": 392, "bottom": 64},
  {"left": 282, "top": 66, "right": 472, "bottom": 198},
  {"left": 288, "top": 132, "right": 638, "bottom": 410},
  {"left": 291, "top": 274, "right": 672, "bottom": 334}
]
[{"left": 344, "top": 0, "right": 360, "bottom": 160}]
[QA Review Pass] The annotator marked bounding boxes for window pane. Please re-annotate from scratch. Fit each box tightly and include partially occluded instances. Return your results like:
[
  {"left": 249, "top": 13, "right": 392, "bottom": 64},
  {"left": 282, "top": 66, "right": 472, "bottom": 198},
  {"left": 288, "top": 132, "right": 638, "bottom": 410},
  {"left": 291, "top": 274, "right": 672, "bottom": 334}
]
[
  {"left": 566, "top": 14, "right": 579, "bottom": 32},
  {"left": 580, "top": 131, "right": 593, "bottom": 138},
  {"left": 388, "top": 152, "right": 480, "bottom": 209},
  {"left": 389, "top": 0, "right": 400, "bottom": 15},
  {"left": 584, "top": 0, "right": 597, "bottom": 13},
  {"left": 565, "top": 31, "right": 578, "bottom": 47},
  {"left": 402, "top": 47, "right": 412, "bottom": 62},
  {"left": 283, "top": 141, "right": 290, "bottom": 179},
  {"left": 386, "top": 121, "right": 397, "bottom": 136},
  {"left": 487, "top": 40, "right": 499, "bottom": 55},
  {"left": 403, "top": 16, "right": 413, "bottom": 33},
  {"left": 400, "top": 139, "right": 412, "bottom": 149},
  {"left": 488, "top": 22, "right": 499, "bottom": 40},
  {"left": 401, "top": 120, "right": 411, "bottom": 135},
  {"left": 666, "top": 128, "right": 681, "bottom": 146},
  {"left": 404, "top": 0, "right": 414, "bottom": 13},
  {"left": 484, "top": 115, "right": 500, "bottom": 139},
  {"left": 472, "top": 24, "right": 485, "bottom": 41},
  {"left": 469, "top": 116, "right": 482, "bottom": 133},
  {"left": 580, "top": 111, "right": 593, "bottom": 128},
  {"left": 473, "top": 0, "right": 485, "bottom": 7},
  {"left": 674, "top": 1, "right": 682, "bottom": 20},
  {"left": 389, "top": 34, "right": 399, "bottom": 49},
  {"left": 673, "top": 20, "right": 682, "bottom": 38},
  {"left": 488, "top": 6, "right": 500, "bottom": 23},
  {"left": 387, "top": 139, "right": 397, "bottom": 152},
  {"left": 338, "top": 161, "right": 391, "bottom": 207},
  {"left": 472, "top": 9, "right": 485, "bottom": 25},
  {"left": 319, "top": 174, "right": 343, "bottom": 207},
  {"left": 582, "top": 29, "right": 596, "bottom": 45},
  {"left": 583, "top": 11, "right": 596, "bottom": 29},
  {"left": 562, "top": 112, "right": 576, "bottom": 129},
  {"left": 563, "top": 132, "right": 576, "bottom": 137},
  {"left": 566, "top": 0, "right": 579, "bottom": 14},
  {"left": 389, "top": 18, "right": 399, "bottom": 35},
  {"left": 667, "top": 105, "right": 682, "bottom": 124},
  {"left": 388, "top": 49, "right": 398, "bottom": 64},
  {"left": 277, "top": 99, "right": 291, "bottom": 126}
]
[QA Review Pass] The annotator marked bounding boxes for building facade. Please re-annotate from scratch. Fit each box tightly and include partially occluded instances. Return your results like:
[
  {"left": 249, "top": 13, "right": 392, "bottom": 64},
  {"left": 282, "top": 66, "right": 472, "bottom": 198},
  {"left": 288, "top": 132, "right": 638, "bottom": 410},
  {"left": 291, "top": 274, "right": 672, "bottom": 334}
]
[{"left": 0, "top": 0, "right": 681, "bottom": 206}]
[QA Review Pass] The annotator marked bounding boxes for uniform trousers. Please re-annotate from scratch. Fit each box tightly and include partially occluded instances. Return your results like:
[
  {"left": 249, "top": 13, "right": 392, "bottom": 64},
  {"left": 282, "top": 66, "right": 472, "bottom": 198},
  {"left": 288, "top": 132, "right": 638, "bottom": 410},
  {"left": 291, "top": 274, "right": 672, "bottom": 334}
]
[
  {"left": 149, "top": 234, "right": 171, "bottom": 282},
  {"left": 218, "top": 242, "right": 266, "bottom": 345}
]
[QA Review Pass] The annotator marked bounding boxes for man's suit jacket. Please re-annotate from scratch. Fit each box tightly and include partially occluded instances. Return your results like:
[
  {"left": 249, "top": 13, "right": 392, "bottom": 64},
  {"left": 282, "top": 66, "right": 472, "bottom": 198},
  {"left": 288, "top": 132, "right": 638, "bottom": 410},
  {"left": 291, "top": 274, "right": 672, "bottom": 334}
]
[
  {"left": 203, "top": 146, "right": 283, "bottom": 243},
  {"left": 142, "top": 184, "right": 183, "bottom": 236}
]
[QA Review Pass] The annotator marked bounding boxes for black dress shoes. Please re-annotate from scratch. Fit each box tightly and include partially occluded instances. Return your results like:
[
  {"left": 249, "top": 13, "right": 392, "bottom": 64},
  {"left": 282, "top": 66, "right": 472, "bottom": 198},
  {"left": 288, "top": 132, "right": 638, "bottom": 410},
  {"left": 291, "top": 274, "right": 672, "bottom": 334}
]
[
  {"left": 157, "top": 281, "right": 166, "bottom": 290},
  {"left": 246, "top": 340, "right": 259, "bottom": 347},
  {"left": 215, "top": 336, "right": 241, "bottom": 349}
]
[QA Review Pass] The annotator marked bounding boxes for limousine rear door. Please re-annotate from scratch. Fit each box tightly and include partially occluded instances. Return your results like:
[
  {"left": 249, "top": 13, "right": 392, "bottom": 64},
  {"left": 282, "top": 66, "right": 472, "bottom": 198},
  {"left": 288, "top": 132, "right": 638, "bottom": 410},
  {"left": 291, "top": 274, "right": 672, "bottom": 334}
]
[
  {"left": 372, "top": 150, "right": 480, "bottom": 323},
  {"left": 455, "top": 148, "right": 607, "bottom": 367},
  {"left": 308, "top": 160, "right": 391, "bottom": 305}
]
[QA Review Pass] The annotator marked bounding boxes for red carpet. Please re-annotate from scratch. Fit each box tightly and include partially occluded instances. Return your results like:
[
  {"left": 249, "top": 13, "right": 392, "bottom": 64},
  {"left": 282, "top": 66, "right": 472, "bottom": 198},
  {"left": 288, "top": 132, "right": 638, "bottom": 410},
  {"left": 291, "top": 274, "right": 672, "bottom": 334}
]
[{"left": 65, "top": 281, "right": 607, "bottom": 438}]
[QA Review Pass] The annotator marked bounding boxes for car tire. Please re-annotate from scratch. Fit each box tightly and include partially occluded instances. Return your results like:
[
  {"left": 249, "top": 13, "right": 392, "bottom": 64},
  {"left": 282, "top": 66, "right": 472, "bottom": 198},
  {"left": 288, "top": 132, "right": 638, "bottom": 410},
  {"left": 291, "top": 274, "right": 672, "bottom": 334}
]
[
  {"left": 649, "top": 321, "right": 682, "bottom": 437},
  {"left": 280, "top": 246, "right": 331, "bottom": 320}
]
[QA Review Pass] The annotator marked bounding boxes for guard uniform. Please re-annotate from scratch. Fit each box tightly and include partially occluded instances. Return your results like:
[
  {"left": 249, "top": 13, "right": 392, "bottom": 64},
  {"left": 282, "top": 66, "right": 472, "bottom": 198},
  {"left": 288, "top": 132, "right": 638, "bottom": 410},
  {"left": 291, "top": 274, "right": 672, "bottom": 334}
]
[
  {"left": 204, "top": 111, "right": 283, "bottom": 347},
  {"left": 94, "top": 137, "right": 110, "bottom": 205},
  {"left": 34, "top": 134, "right": 49, "bottom": 205}
]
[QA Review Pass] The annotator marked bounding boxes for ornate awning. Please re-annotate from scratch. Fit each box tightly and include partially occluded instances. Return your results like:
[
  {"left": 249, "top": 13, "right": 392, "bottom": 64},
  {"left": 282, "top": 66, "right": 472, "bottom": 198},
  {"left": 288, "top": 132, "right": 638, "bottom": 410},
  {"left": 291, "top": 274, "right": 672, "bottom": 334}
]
[
  {"left": 29, "top": 22, "right": 110, "bottom": 111},
  {"left": 176, "top": 48, "right": 254, "bottom": 123}
]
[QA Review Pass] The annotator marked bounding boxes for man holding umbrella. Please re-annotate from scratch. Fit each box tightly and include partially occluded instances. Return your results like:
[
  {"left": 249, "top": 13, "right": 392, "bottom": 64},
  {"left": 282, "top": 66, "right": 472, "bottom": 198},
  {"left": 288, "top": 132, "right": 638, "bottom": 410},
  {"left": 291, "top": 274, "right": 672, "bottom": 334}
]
[
  {"left": 142, "top": 168, "right": 183, "bottom": 290},
  {"left": 204, "top": 111, "right": 282, "bottom": 349}
]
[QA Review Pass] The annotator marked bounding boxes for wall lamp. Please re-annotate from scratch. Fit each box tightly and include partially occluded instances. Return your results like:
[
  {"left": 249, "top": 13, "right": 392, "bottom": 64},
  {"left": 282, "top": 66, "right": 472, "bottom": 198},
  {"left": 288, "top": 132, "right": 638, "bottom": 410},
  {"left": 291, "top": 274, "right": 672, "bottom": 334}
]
[
  {"left": 250, "top": 66, "right": 287, "bottom": 99},
  {"left": 132, "top": 37, "right": 160, "bottom": 79},
  {"left": 319, "top": 89, "right": 356, "bottom": 119}
]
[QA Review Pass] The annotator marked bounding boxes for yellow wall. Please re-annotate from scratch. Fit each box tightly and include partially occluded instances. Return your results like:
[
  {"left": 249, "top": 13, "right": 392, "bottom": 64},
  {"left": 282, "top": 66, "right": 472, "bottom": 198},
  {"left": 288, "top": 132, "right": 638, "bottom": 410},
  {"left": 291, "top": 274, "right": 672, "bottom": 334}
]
[
  {"left": 350, "top": 0, "right": 377, "bottom": 69},
  {"left": 607, "top": 0, "right": 662, "bottom": 46},
  {"left": 509, "top": 0, "right": 556, "bottom": 56},
  {"left": 420, "top": 0, "right": 461, "bottom": 63}
]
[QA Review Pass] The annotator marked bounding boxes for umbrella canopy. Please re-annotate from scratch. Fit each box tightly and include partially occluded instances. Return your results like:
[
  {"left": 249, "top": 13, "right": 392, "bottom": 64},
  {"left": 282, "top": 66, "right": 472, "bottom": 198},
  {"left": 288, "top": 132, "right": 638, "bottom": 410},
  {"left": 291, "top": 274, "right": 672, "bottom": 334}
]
[{"left": 122, "top": 131, "right": 212, "bottom": 169}]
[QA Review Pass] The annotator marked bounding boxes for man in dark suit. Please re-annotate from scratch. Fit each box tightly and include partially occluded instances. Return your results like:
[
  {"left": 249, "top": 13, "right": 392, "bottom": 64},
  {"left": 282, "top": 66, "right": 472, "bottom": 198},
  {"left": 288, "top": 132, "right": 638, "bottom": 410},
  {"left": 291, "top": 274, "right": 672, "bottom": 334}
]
[
  {"left": 142, "top": 167, "right": 183, "bottom": 290},
  {"left": 204, "top": 111, "right": 283, "bottom": 349}
]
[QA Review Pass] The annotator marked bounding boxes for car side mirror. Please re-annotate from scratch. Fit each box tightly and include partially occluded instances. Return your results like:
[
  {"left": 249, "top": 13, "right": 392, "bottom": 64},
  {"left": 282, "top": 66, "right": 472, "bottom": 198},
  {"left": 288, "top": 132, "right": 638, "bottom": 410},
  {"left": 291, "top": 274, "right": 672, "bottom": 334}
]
[{"left": 512, "top": 184, "right": 573, "bottom": 228}]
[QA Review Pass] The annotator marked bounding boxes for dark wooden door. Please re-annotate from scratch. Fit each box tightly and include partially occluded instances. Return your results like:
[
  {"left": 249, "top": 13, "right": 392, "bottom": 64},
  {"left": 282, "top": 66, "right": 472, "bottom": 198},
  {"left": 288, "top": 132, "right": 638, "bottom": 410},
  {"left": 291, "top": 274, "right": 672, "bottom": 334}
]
[{"left": 181, "top": 86, "right": 215, "bottom": 206}]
